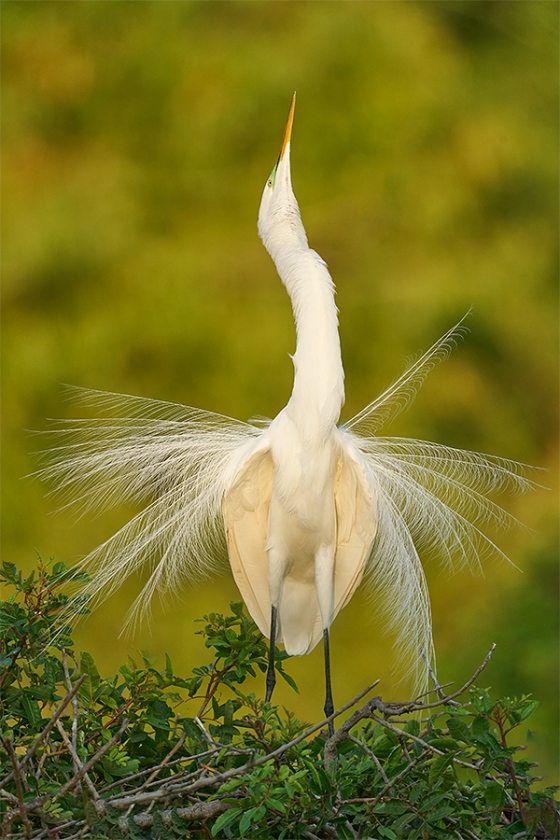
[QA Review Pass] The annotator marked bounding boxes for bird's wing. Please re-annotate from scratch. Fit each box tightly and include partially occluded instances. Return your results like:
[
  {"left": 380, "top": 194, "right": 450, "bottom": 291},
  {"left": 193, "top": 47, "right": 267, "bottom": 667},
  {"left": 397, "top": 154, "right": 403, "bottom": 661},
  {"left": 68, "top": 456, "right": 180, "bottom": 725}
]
[
  {"left": 223, "top": 447, "right": 274, "bottom": 639},
  {"left": 333, "top": 450, "right": 377, "bottom": 620}
]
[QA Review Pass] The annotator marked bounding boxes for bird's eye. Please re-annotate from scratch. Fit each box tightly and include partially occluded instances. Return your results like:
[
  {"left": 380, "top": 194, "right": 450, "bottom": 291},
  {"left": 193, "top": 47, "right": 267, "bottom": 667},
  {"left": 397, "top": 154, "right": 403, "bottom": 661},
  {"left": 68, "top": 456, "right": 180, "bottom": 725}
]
[{"left": 267, "top": 179, "right": 273, "bottom": 188}]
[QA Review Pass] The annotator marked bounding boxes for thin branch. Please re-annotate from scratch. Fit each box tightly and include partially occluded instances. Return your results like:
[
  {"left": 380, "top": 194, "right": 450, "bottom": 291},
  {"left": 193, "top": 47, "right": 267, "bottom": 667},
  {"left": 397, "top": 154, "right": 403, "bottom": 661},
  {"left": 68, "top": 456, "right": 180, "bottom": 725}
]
[
  {"left": 61, "top": 649, "right": 80, "bottom": 766},
  {"left": 193, "top": 715, "right": 223, "bottom": 750},
  {"left": 340, "top": 747, "right": 429, "bottom": 808},
  {"left": 99, "top": 748, "right": 216, "bottom": 795},
  {"left": 420, "top": 644, "right": 458, "bottom": 704},
  {"left": 445, "top": 814, "right": 483, "bottom": 840},
  {"left": 139, "top": 730, "right": 188, "bottom": 790},
  {"left": 111, "top": 799, "right": 232, "bottom": 831},
  {"left": 348, "top": 734, "right": 390, "bottom": 784},
  {"left": 373, "top": 643, "right": 497, "bottom": 717},
  {"left": 1, "top": 740, "right": 32, "bottom": 840},
  {"left": 55, "top": 720, "right": 99, "bottom": 800},
  {"left": 410, "top": 643, "right": 497, "bottom": 712}
]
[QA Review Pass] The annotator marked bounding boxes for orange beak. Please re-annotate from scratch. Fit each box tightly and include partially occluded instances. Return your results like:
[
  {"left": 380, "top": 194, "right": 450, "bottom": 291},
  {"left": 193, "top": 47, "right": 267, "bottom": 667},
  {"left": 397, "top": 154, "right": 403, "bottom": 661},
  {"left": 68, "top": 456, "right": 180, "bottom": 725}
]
[{"left": 278, "top": 92, "right": 296, "bottom": 163}]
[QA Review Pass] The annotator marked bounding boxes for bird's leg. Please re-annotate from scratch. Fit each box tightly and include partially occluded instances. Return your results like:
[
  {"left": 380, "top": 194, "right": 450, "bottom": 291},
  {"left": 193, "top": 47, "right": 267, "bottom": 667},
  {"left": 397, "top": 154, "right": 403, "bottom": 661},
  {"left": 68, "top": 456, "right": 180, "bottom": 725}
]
[
  {"left": 323, "top": 628, "right": 334, "bottom": 736},
  {"left": 265, "top": 605, "right": 277, "bottom": 703}
]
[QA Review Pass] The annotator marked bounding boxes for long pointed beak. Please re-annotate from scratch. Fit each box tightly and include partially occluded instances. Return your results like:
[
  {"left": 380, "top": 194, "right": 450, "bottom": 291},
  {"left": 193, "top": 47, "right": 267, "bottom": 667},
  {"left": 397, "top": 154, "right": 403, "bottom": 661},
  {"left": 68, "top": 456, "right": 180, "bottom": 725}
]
[{"left": 278, "top": 92, "right": 296, "bottom": 163}]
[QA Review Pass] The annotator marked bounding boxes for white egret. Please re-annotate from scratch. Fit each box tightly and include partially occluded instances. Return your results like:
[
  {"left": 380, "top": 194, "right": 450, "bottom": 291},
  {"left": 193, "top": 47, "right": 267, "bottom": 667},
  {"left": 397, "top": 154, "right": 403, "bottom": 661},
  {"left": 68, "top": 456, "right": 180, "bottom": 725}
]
[{"left": 41, "top": 94, "right": 531, "bottom": 723}]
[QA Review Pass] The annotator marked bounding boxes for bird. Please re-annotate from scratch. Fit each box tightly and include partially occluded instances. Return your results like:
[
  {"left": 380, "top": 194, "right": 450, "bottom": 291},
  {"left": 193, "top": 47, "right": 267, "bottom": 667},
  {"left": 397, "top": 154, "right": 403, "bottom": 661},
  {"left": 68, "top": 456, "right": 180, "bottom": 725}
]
[{"left": 40, "top": 93, "right": 532, "bottom": 725}]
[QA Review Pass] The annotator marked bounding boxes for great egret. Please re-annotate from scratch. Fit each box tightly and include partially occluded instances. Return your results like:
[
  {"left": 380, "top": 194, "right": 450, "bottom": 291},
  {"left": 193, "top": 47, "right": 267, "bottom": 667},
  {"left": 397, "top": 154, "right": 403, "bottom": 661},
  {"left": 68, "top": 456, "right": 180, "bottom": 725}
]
[{"left": 41, "top": 94, "right": 531, "bottom": 723}]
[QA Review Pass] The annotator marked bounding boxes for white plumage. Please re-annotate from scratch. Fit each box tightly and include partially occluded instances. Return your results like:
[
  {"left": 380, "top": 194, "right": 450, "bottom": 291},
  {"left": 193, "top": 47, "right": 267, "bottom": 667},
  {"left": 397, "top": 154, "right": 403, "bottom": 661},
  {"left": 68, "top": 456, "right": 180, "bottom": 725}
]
[{"left": 40, "top": 94, "right": 531, "bottom": 707}]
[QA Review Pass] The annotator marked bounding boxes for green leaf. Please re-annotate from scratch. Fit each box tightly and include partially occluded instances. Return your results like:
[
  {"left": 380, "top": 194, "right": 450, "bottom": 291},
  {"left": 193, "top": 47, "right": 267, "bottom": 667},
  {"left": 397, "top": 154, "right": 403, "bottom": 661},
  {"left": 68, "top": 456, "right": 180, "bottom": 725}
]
[
  {"left": 380, "top": 800, "right": 408, "bottom": 816},
  {"left": 239, "top": 804, "right": 267, "bottom": 836},
  {"left": 265, "top": 797, "right": 287, "bottom": 814},
  {"left": 334, "top": 823, "right": 357, "bottom": 840},
  {"left": 447, "top": 717, "right": 470, "bottom": 742},
  {"left": 470, "top": 687, "right": 493, "bottom": 714},
  {"left": 429, "top": 737, "right": 459, "bottom": 751},
  {"left": 404, "top": 718, "right": 420, "bottom": 736},
  {"left": 514, "top": 699, "right": 539, "bottom": 724},
  {"left": 79, "top": 652, "right": 101, "bottom": 700},
  {"left": 393, "top": 811, "right": 416, "bottom": 833},
  {"left": 484, "top": 780, "right": 505, "bottom": 823},
  {"left": 212, "top": 806, "right": 242, "bottom": 836},
  {"left": 428, "top": 751, "right": 456, "bottom": 785},
  {"left": 421, "top": 791, "right": 447, "bottom": 811},
  {"left": 164, "top": 652, "right": 174, "bottom": 680},
  {"left": 471, "top": 715, "right": 490, "bottom": 736},
  {"left": 278, "top": 668, "right": 299, "bottom": 692},
  {"left": 21, "top": 694, "right": 43, "bottom": 727},
  {"left": 378, "top": 828, "right": 397, "bottom": 839}
]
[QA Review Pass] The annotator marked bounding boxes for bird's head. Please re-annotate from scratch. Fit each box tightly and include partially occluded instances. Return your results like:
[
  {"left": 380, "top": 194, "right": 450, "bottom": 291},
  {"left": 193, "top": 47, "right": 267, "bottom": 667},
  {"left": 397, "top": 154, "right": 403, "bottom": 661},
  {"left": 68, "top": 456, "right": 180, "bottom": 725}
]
[{"left": 258, "top": 93, "right": 309, "bottom": 260}]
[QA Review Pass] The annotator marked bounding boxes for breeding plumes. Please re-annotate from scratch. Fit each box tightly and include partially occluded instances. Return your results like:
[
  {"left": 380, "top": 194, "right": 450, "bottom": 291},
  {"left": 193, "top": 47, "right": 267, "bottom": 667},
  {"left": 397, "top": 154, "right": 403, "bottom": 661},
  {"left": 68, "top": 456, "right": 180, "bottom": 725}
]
[{"left": 40, "top": 94, "right": 532, "bottom": 723}]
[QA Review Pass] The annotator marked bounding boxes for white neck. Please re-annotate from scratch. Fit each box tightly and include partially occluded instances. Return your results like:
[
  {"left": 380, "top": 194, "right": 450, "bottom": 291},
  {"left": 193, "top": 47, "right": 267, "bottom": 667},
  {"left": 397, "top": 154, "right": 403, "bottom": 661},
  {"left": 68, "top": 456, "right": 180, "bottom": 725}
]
[{"left": 274, "top": 245, "right": 345, "bottom": 435}]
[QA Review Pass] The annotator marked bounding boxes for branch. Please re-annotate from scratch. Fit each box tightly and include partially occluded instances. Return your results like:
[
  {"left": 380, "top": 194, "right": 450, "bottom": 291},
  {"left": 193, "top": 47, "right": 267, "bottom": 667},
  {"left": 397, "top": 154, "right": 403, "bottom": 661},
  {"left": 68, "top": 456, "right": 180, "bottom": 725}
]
[
  {"left": 420, "top": 644, "right": 459, "bottom": 705},
  {"left": 106, "top": 799, "right": 233, "bottom": 833},
  {"left": 55, "top": 720, "right": 99, "bottom": 800},
  {"left": 61, "top": 649, "right": 80, "bottom": 768},
  {"left": 1, "top": 740, "right": 32, "bottom": 840},
  {"left": 324, "top": 645, "right": 496, "bottom": 769},
  {"left": 373, "top": 643, "right": 496, "bottom": 717}
]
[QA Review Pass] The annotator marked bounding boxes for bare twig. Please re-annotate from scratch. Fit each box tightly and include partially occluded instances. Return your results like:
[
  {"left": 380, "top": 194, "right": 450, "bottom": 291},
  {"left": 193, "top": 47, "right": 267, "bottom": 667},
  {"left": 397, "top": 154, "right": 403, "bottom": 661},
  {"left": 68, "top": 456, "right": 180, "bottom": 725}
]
[
  {"left": 369, "top": 748, "right": 429, "bottom": 807},
  {"left": 348, "top": 733, "right": 390, "bottom": 784},
  {"left": 409, "top": 643, "right": 497, "bottom": 712},
  {"left": 1, "top": 740, "right": 32, "bottom": 840},
  {"left": 370, "top": 643, "right": 497, "bottom": 718},
  {"left": 445, "top": 814, "right": 483, "bottom": 840},
  {"left": 193, "top": 715, "right": 222, "bottom": 750},
  {"left": 61, "top": 649, "right": 80, "bottom": 768},
  {"left": 420, "top": 644, "right": 458, "bottom": 705},
  {"left": 55, "top": 720, "right": 99, "bottom": 800},
  {"left": 140, "top": 730, "right": 188, "bottom": 790}
]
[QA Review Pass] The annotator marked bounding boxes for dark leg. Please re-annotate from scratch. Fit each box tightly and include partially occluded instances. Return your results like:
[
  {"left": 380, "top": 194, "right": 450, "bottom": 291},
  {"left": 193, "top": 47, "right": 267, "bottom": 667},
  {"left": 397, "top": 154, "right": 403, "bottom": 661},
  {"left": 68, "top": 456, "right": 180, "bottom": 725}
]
[
  {"left": 323, "top": 628, "right": 334, "bottom": 736},
  {"left": 265, "top": 606, "right": 277, "bottom": 703}
]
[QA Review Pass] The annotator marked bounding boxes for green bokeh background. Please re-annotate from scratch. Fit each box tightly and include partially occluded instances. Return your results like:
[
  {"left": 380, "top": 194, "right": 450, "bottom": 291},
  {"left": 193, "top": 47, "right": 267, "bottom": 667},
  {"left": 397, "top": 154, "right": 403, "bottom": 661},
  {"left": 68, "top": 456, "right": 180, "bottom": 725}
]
[{"left": 2, "top": 1, "right": 558, "bottom": 785}]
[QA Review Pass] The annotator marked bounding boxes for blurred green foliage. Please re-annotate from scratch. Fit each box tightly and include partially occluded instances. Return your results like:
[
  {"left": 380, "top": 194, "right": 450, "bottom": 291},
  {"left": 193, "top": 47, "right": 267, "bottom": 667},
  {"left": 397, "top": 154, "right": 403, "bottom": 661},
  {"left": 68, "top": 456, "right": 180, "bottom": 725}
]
[{"left": 2, "top": 0, "right": 558, "bottom": 785}]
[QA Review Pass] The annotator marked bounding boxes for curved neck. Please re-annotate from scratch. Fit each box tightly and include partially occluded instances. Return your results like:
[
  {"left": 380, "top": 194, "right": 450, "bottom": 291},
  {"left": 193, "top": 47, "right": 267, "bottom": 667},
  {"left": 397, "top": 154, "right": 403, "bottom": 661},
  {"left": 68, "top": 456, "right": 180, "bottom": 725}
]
[{"left": 275, "top": 246, "right": 345, "bottom": 435}]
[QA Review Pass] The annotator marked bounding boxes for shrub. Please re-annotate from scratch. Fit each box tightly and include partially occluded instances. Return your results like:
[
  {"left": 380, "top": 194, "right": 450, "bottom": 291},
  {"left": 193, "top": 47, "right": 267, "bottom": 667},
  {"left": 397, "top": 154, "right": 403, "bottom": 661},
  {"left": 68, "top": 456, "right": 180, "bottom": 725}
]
[{"left": 1, "top": 559, "right": 558, "bottom": 839}]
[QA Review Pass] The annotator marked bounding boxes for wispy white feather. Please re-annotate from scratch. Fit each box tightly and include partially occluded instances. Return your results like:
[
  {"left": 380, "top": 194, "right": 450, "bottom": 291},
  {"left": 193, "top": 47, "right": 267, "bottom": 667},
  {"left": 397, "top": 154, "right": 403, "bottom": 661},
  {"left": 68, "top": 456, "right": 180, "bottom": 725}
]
[{"left": 344, "top": 314, "right": 470, "bottom": 436}]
